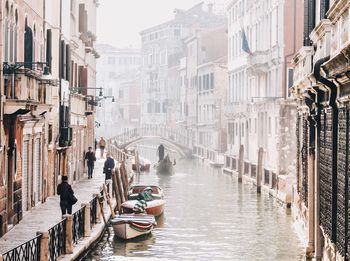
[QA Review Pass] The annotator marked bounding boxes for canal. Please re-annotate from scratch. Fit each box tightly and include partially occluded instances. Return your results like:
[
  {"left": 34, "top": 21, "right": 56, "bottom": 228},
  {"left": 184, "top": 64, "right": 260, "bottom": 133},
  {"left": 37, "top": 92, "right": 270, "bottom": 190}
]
[{"left": 84, "top": 145, "right": 304, "bottom": 260}]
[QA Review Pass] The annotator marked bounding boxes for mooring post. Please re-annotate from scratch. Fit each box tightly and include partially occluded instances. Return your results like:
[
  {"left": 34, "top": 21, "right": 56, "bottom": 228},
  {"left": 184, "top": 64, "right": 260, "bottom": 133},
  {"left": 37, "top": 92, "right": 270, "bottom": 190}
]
[
  {"left": 37, "top": 231, "right": 49, "bottom": 261},
  {"left": 82, "top": 203, "right": 91, "bottom": 237},
  {"left": 257, "top": 147, "right": 264, "bottom": 193},
  {"left": 64, "top": 214, "right": 73, "bottom": 254},
  {"left": 238, "top": 145, "right": 244, "bottom": 183},
  {"left": 93, "top": 193, "right": 101, "bottom": 223}
]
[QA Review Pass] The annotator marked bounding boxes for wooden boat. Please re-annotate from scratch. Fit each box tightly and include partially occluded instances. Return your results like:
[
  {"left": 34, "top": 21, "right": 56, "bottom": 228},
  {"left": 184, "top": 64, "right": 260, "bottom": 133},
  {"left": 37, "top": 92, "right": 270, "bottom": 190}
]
[
  {"left": 155, "top": 155, "right": 174, "bottom": 174},
  {"left": 111, "top": 214, "right": 156, "bottom": 240},
  {"left": 121, "top": 185, "right": 165, "bottom": 216},
  {"left": 132, "top": 157, "right": 151, "bottom": 172}
]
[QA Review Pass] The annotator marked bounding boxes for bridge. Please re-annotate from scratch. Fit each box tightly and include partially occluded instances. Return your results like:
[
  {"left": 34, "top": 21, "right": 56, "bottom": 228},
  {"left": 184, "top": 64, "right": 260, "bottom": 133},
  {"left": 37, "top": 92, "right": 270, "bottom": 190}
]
[{"left": 108, "top": 125, "right": 194, "bottom": 157}]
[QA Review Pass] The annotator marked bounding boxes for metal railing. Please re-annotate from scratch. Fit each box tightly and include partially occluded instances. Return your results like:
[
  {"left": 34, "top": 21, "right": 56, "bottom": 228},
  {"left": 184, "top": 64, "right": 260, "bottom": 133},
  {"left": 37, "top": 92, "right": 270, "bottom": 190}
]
[
  {"left": 48, "top": 219, "right": 66, "bottom": 261},
  {"left": 2, "top": 234, "right": 42, "bottom": 261},
  {"left": 90, "top": 196, "right": 98, "bottom": 228},
  {"left": 72, "top": 207, "right": 85, "bottom": 244}
]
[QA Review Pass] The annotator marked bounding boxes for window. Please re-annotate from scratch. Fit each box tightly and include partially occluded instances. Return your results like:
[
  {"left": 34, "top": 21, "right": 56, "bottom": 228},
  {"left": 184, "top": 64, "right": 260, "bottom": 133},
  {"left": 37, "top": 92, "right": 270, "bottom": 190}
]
[
  {"left": 46, "top": 29, "right": 52, "bottom": 72},
  {"left": 155, "top": 102, "right": 161, "bottom": 113},
  {"left": 147, "top": 103, "right": 152, "bottom": 113},
  {"left": 174, "top": 29, "right": 180, "bottom": 36},
  {"left": 24, "top": 21, "right": 33, "bottom": 69},
  {"left": 119, "top": 89, "right": 124, "bottom": 98},
  {"left": 287, "top": 68, "right": 294, "bottom": 88},
  {"left": 268, "top": 117, "right": 271, "bottom": 135},
  {"left": 109, "top": 72, "right": 116, "bottom": 78},
  {"left": 210, "top": 73, "right": 214, "bottom": 89},
  {"left": 108, "top": 56, "right": 115, "bottom": 64},
  {"left": 163, "top": 102, "right": 167, "bottom": 113}
]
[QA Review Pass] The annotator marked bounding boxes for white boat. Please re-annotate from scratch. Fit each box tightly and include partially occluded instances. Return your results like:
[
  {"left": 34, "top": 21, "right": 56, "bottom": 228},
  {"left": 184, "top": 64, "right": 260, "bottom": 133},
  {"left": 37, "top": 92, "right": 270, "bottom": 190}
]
[{"left": 111, "top": 214, "right": 156, "bottom": 240}]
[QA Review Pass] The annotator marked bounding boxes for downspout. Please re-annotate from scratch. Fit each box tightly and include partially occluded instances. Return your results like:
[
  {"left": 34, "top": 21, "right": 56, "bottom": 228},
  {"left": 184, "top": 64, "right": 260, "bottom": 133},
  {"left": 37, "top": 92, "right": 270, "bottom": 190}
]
[{"left": 313, "top": 56, "right": 338, "bottom": 244}]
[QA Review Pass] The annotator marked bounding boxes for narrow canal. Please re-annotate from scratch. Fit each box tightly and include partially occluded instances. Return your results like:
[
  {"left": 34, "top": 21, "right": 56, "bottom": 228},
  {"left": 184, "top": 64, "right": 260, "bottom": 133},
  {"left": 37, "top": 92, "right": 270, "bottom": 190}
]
[{"left": 84, "top": 145, "right": 304, "bottom": 261}]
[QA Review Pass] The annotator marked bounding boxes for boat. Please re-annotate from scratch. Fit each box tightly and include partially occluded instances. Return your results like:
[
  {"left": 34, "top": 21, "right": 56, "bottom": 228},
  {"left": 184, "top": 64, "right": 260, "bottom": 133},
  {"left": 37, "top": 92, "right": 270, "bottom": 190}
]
[
  {"left": 111, "top": 214, "right": 156, "bottom": 240},
  {"left": 155, "top": 155, "right": 175, "bottom": 174},
  {"left": 132, "top": 157, "right": 151, "bottom": 172},
  {"left": 121, "top": 185, "right": 166, "bottom": 216}
]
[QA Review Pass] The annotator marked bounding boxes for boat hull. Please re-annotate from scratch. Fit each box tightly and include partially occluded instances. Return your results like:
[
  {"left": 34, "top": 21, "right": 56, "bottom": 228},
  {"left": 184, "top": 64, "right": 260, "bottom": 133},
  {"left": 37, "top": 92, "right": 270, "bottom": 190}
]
[
  {"left": 111, "top": 214, "right": 156, "bottom": 240},
  {"left": 122, "top": 199, "right": 166, "bottom": 217},
  {"left": 156, "top": 160, "right": 173, "bottom": 174}
]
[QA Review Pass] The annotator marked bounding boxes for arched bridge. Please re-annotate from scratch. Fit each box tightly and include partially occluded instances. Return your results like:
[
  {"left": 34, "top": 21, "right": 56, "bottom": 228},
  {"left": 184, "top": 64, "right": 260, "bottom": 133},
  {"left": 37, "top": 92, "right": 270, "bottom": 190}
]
[{"left": 108, "top": 125, "right": 194, "bottom": 157}]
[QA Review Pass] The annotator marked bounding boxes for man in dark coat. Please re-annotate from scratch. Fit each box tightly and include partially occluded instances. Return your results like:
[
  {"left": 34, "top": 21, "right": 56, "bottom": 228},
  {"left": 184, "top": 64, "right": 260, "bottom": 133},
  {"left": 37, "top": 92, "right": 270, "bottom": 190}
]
[
  {"left": 57, "top": 176, "right": 75, "bottom": 216},
  {"left": 103, "top": 153, "right": 115, "bottom": 181},
  {"left": 85, "top": 147, "right": 96, "bottom": 179},
  {"left": 157, "top": 144, "right": 165, "bottom": 162}
]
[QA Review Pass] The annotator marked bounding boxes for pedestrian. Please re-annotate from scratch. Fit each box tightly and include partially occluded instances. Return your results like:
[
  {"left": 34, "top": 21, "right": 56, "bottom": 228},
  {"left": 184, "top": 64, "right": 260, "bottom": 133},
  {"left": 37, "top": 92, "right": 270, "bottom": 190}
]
[
  {"left": 103, "top": 152, "right": 115, "bottom": 181},
  {"left": 57, "top": 176, "right": 77, "bottom": 216},
  {"left": 94, "top": 138, "right": 97, "bottom": 151},
  {"left": 99, "top": 137, "right": 106, "bottom": 158},
  {"left": 85, "top": 146, "right": 96, "bottom": 179}
]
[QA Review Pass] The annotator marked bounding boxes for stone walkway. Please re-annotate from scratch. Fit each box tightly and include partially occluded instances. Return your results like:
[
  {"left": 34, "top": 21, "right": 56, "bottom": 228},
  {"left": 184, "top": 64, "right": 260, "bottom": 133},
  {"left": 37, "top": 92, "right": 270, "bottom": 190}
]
[{"left": 0, "top": 156, "right": 108, "bottom": 254}]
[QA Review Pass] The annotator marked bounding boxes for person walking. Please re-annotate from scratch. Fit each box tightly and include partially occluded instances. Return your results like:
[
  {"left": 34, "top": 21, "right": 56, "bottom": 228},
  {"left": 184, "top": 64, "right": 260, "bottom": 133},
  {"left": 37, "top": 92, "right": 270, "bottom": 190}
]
[
  {"left": 57, "top": 176, "right": 77, "bottom": 216},
  {"left": 103, "top": 153, "right": 115, "bottom": 181},
  {"left": 85, "top": 147, "right": 96, "bottom": 179},
  {"left": 99, "top": 137, "right": 106, "bottom": 158}
]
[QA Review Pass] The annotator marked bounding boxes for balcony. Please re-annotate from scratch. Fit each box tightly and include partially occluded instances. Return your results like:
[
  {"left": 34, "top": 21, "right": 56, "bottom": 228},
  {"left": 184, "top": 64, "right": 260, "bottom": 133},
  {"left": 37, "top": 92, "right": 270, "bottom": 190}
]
[
  {"left": 224, "top": 102, "right": 248, "bottom": 119},
  {"left": 291, "top": 46, "right": 314, "bottom": 94},
  {"left": 3, "top": 62, "right": 54, "bottom": 115},
  {"left": 246, "top": 50, "right": 269, "bottom": 75}
]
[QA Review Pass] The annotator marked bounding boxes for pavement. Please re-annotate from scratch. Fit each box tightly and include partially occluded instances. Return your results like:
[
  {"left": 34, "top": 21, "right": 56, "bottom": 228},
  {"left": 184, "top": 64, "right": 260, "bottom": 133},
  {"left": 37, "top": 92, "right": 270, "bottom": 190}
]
[{"left": 0, "top": 154, "right": 109, "bottom": 254}]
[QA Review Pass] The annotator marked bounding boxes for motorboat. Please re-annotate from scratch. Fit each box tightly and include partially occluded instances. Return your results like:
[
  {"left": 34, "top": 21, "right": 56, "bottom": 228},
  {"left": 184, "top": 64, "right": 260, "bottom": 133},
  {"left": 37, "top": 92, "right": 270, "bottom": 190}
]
[
  {"left": 121, "top": 185, "right": 165, "bottom": 216},
  {"left": 111, "top": 214, "right": 156, "bottom": 240}
]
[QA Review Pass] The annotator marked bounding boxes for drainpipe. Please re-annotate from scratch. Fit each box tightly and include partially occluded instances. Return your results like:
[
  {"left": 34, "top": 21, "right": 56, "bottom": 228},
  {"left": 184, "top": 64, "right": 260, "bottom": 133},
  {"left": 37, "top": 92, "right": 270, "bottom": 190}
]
[{"left": 313, "top": 56, "right": 338, "bottom": 251}]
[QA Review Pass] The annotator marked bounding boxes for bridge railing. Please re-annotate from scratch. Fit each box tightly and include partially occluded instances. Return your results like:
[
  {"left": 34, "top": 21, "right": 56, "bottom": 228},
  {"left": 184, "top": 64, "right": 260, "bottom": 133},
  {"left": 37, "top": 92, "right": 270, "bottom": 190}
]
[{"left": 109, "top": 125, "right": 193, "bottom": 149}]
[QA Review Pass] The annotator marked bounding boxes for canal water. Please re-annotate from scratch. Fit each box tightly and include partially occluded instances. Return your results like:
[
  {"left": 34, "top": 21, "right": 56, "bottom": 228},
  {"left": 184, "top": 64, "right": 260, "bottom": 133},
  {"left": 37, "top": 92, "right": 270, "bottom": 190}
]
[{"left": 84, "top": 145, "right": 304, "bottom": 261}]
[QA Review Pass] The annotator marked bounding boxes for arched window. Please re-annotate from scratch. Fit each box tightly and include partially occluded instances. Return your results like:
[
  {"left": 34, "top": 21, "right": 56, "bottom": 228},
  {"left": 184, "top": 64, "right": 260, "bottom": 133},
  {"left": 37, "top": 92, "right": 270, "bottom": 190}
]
[{"left": 24, "top": 19, "right": 33, "bottom": 69}]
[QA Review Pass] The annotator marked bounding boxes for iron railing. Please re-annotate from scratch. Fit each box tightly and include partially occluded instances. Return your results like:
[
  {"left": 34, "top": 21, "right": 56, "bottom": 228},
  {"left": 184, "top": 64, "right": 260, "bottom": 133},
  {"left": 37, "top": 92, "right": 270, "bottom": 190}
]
[
  {"left": 48, "top": 219, "right": 66, "bottom": 261},
  {"left": 2, "top": 234, "right": 42, "bottom": 261},
  {"left": 90, "top": 196, "right": 98, "bottom": 228},
  {"left": 72, "top": 207, "right": 85, "bottom": 244}
]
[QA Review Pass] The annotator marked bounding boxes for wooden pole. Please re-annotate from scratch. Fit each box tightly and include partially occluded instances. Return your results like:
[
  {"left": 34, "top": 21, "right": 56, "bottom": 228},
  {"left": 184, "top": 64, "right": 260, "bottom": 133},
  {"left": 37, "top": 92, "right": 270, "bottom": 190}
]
[
  {"left": 116, "top": 168, "right": 125, "bottom": 203},
  {"left": 120, "top": 162, "right": 129, "bottom": 199},
  {"left": 103, "top": 184, "right": 115, "bottom": 218},
  {"left": 257, "top": 147, "right": 264, "bottom": 193},
  {"left": 98, "top": 196, "right": 107, "bottom": 225},
  {"left": 112, "top": 170, "right": 121, "bottom": 211},
  {"left": 238, "top": 145, "right": 244, "bottom": 183}
]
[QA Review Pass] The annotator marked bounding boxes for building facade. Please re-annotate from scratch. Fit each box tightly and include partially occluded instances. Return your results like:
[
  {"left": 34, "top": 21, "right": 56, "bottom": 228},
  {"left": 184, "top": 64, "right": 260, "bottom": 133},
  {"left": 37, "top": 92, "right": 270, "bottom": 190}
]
[
  {"left": 96, "top": 44, "right": 141, "bottom": 138},
  {"left": 183, "top": 26, "right": 228, "bottom": 163},
  {"left": 225, "top": 0, "right": 303, "bottom": 202},
  {"left": 292, "top": 0, "right": 350, "bottom": 260},
  {"left": 139, "top": 2, "right": 225, "bottom": 126},
  {"left": 0, "top": 0, "right": 98, "bottom": 237}
]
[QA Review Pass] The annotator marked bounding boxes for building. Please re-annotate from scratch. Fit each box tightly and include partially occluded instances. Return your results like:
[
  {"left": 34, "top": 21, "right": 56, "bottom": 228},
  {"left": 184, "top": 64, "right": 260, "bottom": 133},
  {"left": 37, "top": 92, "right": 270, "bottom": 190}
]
[
  {"left": 96, "top": 44, "right": 141, "bottom": 138},
  {"left": 183, "top": 26, "right": 228, "bottom": 163},
  {"left": 225, "top": 0, "right": 303, "bottom": 202},
  {"left": 139, "top": 2, "right": 225, "bottom": 126},
  {"left": 292, "top": 0, "right": 350, "bottom": 259},
  {"left": 0, "top": 0, "right": 98, "bottom": 237}
]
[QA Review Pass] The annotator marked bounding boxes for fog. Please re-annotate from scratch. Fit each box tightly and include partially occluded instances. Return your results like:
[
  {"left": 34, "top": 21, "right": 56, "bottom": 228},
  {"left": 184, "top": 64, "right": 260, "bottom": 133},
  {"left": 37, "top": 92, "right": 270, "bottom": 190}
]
[{"left": 97, "top": 0, "right": 229, "bottom": 47}]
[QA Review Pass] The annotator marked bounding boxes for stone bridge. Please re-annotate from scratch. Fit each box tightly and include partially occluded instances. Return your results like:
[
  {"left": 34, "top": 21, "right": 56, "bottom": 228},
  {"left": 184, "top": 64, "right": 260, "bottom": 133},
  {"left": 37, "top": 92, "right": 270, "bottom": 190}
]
[{"left": 108, "top": 125, "right": 194, "bottom": 157}]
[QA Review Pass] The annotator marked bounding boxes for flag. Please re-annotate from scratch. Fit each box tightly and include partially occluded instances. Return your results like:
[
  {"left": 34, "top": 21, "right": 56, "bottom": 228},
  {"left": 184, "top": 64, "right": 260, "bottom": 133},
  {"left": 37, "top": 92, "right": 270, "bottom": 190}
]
[{"left": 241, "top": 29, "right": 252, "bottom": 55}]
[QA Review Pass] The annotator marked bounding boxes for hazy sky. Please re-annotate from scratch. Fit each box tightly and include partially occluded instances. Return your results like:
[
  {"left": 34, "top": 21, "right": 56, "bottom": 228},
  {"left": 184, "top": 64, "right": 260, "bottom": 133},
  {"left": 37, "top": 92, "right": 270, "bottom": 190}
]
[{"left": 97, "top": 0, "right": 229, "bottom": 48}]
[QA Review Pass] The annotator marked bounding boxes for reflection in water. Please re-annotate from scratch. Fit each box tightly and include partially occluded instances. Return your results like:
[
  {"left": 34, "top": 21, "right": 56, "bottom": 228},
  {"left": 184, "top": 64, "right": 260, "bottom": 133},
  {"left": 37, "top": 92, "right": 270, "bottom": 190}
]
[{"left": 83, "top": 144, "right": 304, "bottom": 261}]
